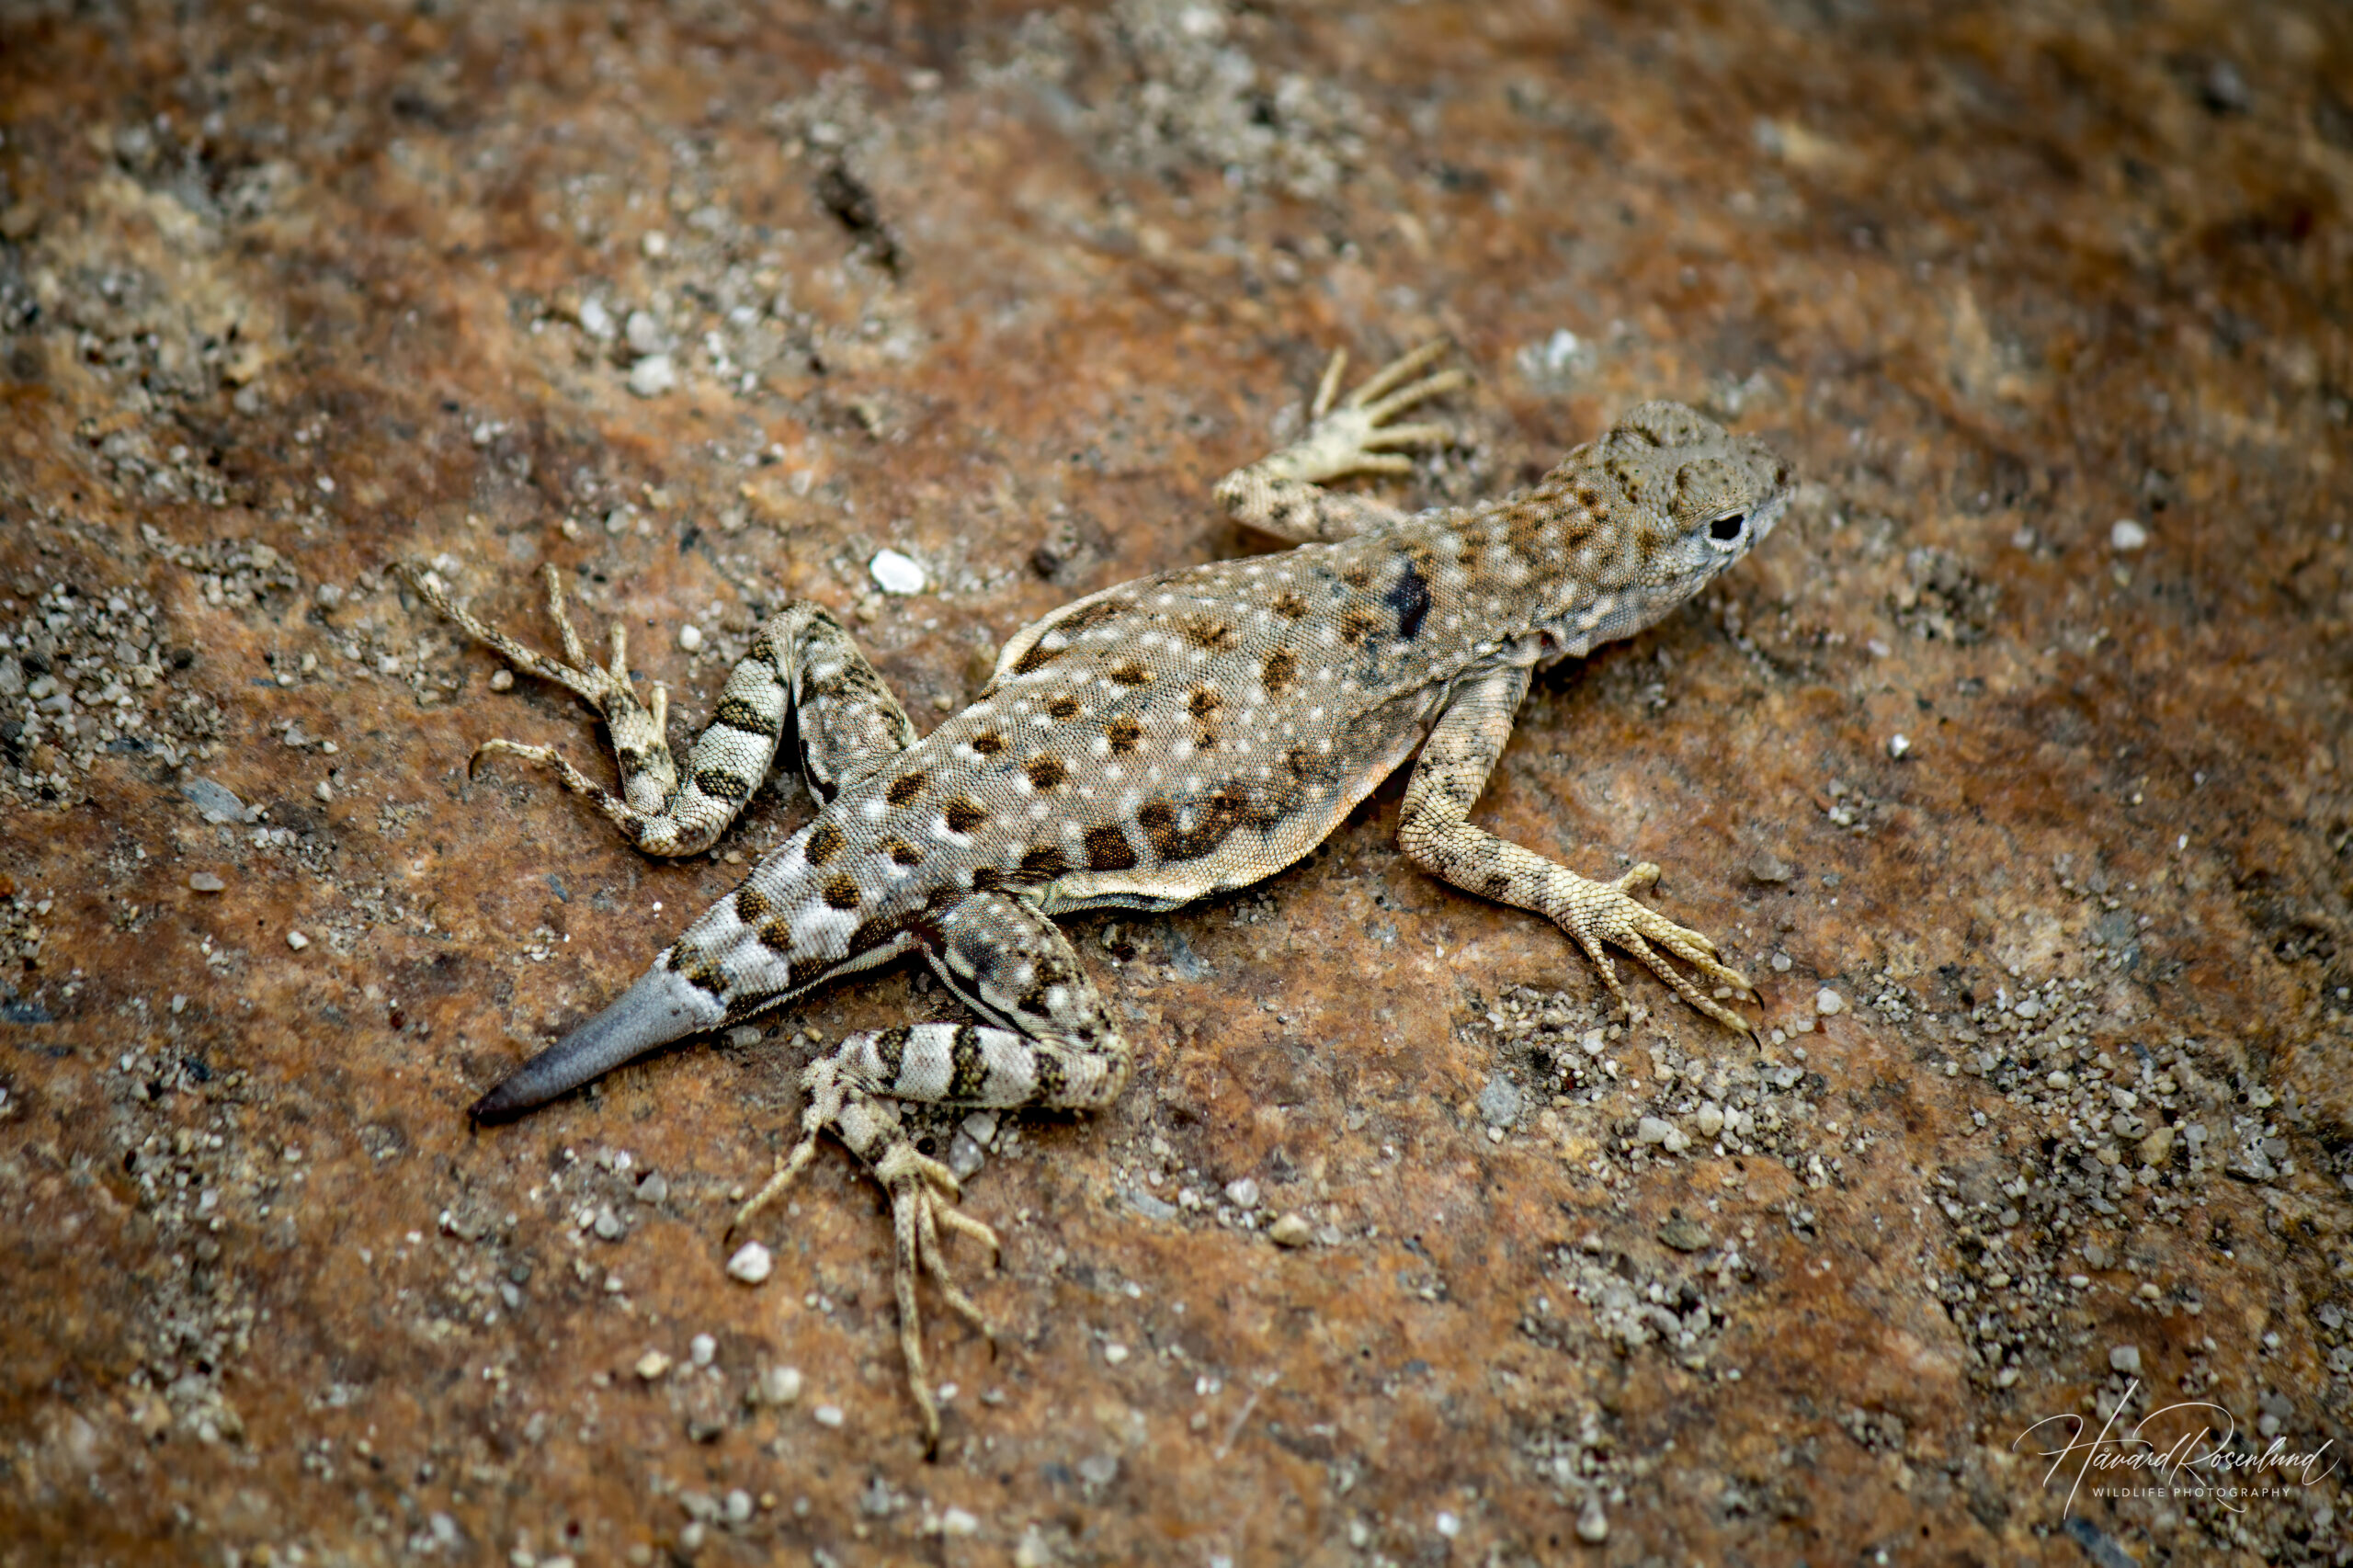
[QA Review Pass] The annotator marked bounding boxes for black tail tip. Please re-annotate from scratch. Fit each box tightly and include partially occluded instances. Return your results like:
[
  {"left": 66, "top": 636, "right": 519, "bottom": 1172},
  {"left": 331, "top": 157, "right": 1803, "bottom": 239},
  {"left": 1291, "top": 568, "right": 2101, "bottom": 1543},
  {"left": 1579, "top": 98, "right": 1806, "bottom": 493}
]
[{"left": 469, "top": 1078, "right": 535, "bottom": 1124}]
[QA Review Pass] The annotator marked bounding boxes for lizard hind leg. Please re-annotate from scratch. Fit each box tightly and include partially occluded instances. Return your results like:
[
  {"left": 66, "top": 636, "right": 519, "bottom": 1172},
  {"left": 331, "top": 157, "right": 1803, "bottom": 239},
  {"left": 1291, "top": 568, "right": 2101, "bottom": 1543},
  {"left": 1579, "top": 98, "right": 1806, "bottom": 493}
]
[{"left": 730, "top": 892, "right": 1131, "bottom": 1448}]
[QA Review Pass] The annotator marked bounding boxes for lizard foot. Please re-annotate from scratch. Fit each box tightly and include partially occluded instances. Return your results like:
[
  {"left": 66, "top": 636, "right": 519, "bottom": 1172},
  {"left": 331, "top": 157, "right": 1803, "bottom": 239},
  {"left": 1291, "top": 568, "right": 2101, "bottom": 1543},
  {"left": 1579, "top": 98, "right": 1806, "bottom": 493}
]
[
  {"left": 1551, "top": 862, "right": 1757, "bottom": 1033},
  {"left": 731, "top": 1055, "right": 999, "bottom": 1453},
  {"left": 1272, "top": 338, "right": 1470, "bottom": 485}
]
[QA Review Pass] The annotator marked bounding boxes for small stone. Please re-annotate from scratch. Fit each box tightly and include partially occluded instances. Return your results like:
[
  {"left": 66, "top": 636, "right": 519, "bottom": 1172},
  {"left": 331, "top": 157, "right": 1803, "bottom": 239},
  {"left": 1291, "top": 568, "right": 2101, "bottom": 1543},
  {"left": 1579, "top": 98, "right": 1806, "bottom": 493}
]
[
  {"left": 959, "top": 1110, "right": 999, "bottom": 1148},
  {"left": 1434, "top": 1512, "right": 1461, "bottom": 1539},
  {"left": 286, "top": 930, "right": 310, "bottom": 950},
  {"left": 1887, "top": 733, "right": 1911, "bottom": 759},
  {"left": 2109, "top": 1345, "right": 2142, "bottom": 1376},
  {"left": 489, "top": 668, "right": 515, "bottom": 691},
  {"left": 1815, "top": 988, "right": 1845, "bottom": 1016},
  {"left": 725, "top": 1242, "right": 772, "bottom": 1284},
  {"left": 757, "top": 1365, "right": 802, "bottom": 1405},
  {"left": 689, "top": 1334, "right": 717, "bottom": 1368},
  {"left": 626, "top": 353, "right": 676, "bottom": 397},
  {"left": 641, "top": 231, "right": 669, "bottom": 259},
  {"left": 869, "top": 549, "right": 927, "bottom": 595},
  {"left": 1477, "top": 1074, "right": 1523, "bottom": 1128},
  {"left": 677, "top": 624, "right": 704, "bottom": 653},
  {"left": 1636, "top": 1116, "right": 1676, "bottom": 1145},
  {"left": 2109, "top": 518, "right": 2149, "bottom": 552},
  {"left": 1223, "top": 1176, "right": 1260, "bottom": 1210},
  {"left": 2138, "top": 1124, "right": 2175, "bottom": 1167},
  {"left": 593, "top": 1207, "right": 622, "bottom": 1241},
  {"left": 939, "top": 1507, "right": 980, "bottom": 1538},
  {"left": 812, "top": 1403, "right": 845, "bottom": 1428},
  {"left": 1102, "top": 1343, "right": 1130, "bottom": 1365},
  {"left": 636, "top": 1171, "right": 669, "bottom": 1204},
  {"left": 1659, "top": 1214, "right": 1711, "bottom": 1253},
  {"left": 947, "top": 1131, "right": 986, "bottom": 1180},
  {"left": 1268, "top": 1212, "right": 1313, "bottom": 1247},
  {"left": 635, "top": 1350, "right": 672, "bottom": 1381},
  {"left": 1745, "top": 851, "right": 1793, "bottom": 884},
  {"left": 724, "top": 1025, "right": 761, "bottom": 1049},
  {"left": 1576, "top": 1499, "right": 1609, "bottom": 1543},
  {"left": 723, "top": 1490, "right": 753, "bottom": 1525},
  {"left": 314, "top": 779, "right": 334, "bottom": 802},
  {"left": 1126, "top": 1187, "right": 1178, "bottom": 1222},
  {"left": 188, "top": 871, "right": 227, "bottom": 893},
  {"left": 1697, "top": 1103, "right": 1726, "bottom": 1138}
]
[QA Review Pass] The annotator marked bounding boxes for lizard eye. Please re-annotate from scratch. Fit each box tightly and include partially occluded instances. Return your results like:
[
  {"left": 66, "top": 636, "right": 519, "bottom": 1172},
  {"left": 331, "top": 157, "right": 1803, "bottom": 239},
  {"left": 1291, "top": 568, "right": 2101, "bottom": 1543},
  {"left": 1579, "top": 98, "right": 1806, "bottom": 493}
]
[{"left": 1707, "top": 512, "right": 1747, "bottom": 547}]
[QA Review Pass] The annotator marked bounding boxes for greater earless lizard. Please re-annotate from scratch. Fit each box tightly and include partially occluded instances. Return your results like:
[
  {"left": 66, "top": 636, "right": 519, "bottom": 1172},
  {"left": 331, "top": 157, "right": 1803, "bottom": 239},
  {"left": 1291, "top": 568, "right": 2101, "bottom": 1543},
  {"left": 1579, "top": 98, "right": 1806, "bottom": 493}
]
[{"left": 402, "top": 342, "right": 1792, "bottom": 1446}]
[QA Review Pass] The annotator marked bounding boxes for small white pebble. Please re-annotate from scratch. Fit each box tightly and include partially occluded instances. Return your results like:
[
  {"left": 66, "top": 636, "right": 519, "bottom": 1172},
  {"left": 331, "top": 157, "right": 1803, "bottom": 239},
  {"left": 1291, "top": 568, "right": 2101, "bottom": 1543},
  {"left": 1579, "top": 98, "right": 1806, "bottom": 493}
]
[
  {"left": 286, "top": 930, "right": 310, "bottom": 951},
  {"left": 635, "top": 1350, "right": 672, "bottom": 1381},
  {"left": 1815, "top": 988, "right": 1844, "bottom": 1016},
  {"left": 2109, "top": 1345, "right": 2142, "bottom": 1375},
  {"left": 1434, "top": 1512, "right": 1461, "bottom": 1540},
  {"left": 314, "top": 779, "right": 334, "bottom": 802},
  {"left": 813, "top": 1403, "right": 845, "bottom": 1428},
  {"left": 1103, "top": 1343, "right": 1130, "bottom": 1365},
  {"left": 940, "top": 1507, "right": 980, "bottom": 1538},
  {"left": 642, "top": 230, "right": 669, "bottom": 258},
  {"left": 1223, "top": 1177, "right": 1259, "bottom": 1209},
  {"left": 2110, "top": 517, "right": 2149, "bottom": 551},
  {"left": 627, "top": 353, "right": 676, "bottom": 397},
  {"left": 490, "top": 668, "right": 515, "bottom": 691},
  {"left": 677, "top": 624, "right": 704, "bottom": 653},
  {"left": 1887, "top": 733, "right": 1910, "bottom": 759},
  {"left": 726, "top": 1241, "right": 772, "bottom": 1284},
  {"left": 1697, "top": 1103, "right": 1725, "bottom": 1137},
  {"left": 759, "top": 1365, "right": 802, "bottom": 1405},
  {"left": 723, "top": 1490, "right": 753, "bottom": 1525},
  {"left": 1268, "top": 1212, "right": 1313, "bottom": 1247},
  {"left": 689, "top": 1334, "right": 717, "bottom": 1368},
  {"left": 188, "top": 871, "right": 226, "bottom": 893},
  {"left": 1577, "top": 1498, "right": 1608, "bottom": 1542},
  {"left": 1635, "top": 1116, "right": 1675, "bottom": 1145},
  {"left": 870, "top": 549, "right": 926, "bottom": 595}
]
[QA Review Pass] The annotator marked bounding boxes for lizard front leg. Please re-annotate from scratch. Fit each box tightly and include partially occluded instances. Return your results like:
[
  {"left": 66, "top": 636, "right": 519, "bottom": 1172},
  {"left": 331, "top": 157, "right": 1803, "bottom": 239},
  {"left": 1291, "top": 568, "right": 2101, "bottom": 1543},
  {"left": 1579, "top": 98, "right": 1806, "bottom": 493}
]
[
  {"left": 404, "top": 563, "right": 916, "bottom": 854},
  {"left": 732, "top": 891, "right": 1131, "bottom": 1451},
  {"left": 1213, "top": 339, "right": 1468, "bottom": 544},
  {"left": 1399, "top": 661, "right": 1757, "bottom": 1031}
]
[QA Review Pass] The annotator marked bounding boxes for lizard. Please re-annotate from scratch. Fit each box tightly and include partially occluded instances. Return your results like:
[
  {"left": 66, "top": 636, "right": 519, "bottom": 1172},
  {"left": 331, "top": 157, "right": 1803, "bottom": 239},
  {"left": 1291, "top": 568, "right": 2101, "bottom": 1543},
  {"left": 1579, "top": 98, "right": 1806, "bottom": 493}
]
[{"left": 400, "top": 340, "right": 1792, "bottom": 1448}]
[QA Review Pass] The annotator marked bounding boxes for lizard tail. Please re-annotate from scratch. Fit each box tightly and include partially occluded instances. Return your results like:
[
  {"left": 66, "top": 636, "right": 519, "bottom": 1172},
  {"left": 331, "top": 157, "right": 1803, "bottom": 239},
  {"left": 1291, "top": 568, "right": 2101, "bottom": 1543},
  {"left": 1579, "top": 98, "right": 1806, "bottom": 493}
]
[{"left": 470, "top": 961, "right": 722, "bottom": 1121}]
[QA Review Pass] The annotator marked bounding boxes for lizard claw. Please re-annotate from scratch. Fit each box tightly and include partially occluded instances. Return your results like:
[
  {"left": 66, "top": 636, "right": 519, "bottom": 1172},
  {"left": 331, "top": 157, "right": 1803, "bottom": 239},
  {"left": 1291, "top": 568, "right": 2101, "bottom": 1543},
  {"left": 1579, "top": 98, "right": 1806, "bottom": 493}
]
[
  {"left": 1279, "top": 340, "right": 1468, "bottom": 486},
  {"left": 1551, "top": 863, "right": 1757, "bottom": 1033}
]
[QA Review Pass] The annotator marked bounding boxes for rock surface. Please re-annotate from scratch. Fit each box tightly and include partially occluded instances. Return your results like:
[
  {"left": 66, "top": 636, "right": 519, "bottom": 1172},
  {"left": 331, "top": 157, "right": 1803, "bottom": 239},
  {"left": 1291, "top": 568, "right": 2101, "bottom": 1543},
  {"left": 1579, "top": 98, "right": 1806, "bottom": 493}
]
[{"left": 1, "top": 2, "right": 2347, "bottom": 1563}]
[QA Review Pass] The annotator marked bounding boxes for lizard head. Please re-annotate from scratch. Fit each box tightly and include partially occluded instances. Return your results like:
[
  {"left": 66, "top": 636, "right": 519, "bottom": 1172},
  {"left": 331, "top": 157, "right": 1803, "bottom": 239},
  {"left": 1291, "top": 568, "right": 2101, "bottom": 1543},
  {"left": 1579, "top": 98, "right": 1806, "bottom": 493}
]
[{"left": 1528, "top": 401, "right": 1792, "bottom": 659}]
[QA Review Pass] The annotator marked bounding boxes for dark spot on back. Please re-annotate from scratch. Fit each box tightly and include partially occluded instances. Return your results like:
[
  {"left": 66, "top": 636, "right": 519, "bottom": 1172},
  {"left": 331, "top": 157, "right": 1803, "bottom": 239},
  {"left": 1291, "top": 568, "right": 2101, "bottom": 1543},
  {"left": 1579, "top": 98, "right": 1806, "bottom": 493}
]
[
  {"left": 665, "top": 940, "right": 725, "bottom": 995},
  {"left": 1010, "top": 638, "right": 1063, "bottom": 676},
  {"left": 971, "top": 730, "right": 1006, "bottom": 756},
  {"left": 1339, "top": 562, "right": 1371, "bottom": 589},
  {"left": 823, "top": 874, "right": 862, "bottom": 910},
  {"left": 734, "top": 883, "right": 771, "bottom": 924},
  {"left": 885, "top": 838, "right": 923, "bottom": 867},
  {"left": 1261, "top": 646, "right": 1298, "bottom": 697},
  {"left": 970, "top": 866, "right": 1009, "bottom": 892},
  {"left": 1137, "top": 789, "right": 1254, "bottom": 862},
  {"left": 1180, "top": 614, "right": 1234, "bottom": 652},
  {"left": 804, "top": 821, "right": 845, "bottom": 865},
  {"left": 1104, "top": 716, "right": 1142, "bottom": 754},
  {"left": 1060, "top": 595, "right": 1134, "bottom": 634},
  {"left": 944, "top": 796, "right": 988, "bottom": 835},
  {"left": 1046, "top": 694, "right": 1080, "bottom": 720},
  {"left": 1019, "top": 844, "right": 1069, "bottom": 879},
  {"left": 1382, "top": 558, "right": 1431, "bottom": 642},
  {"left": 1337, "top": 603, "right": 1381, "bottom": 645},
  {"left": 1108, "top": 661, "right": 1153, "bottom": 687},
  {"left": 1027, "top": 755, "right": 1067, "bottom": 790},
  {"left": 1188, "top": 687, "right": 1222, "bottom": 718},
  {"left": 885, "top": 771, "right": 927, "bottom": 807},
  {"left": 1084, "top": 822, "right": 1138, "bottom": 871},
  {"left": 1271, "top": 590, "right": 1309, "bottom": 619}
]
